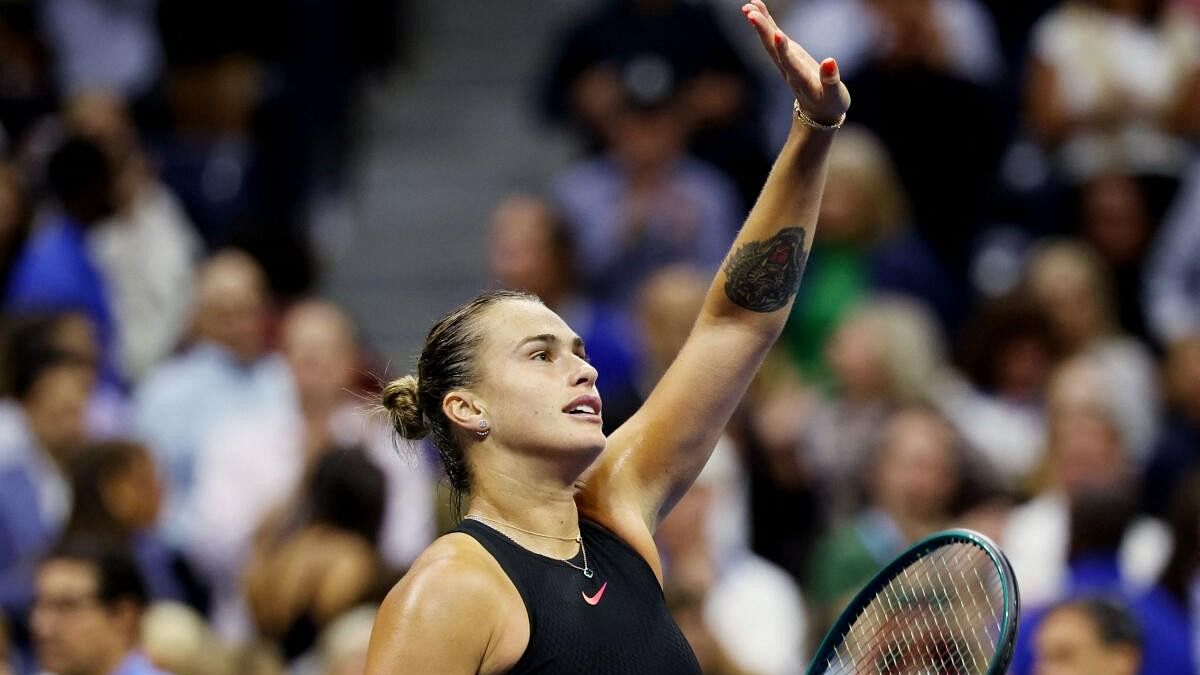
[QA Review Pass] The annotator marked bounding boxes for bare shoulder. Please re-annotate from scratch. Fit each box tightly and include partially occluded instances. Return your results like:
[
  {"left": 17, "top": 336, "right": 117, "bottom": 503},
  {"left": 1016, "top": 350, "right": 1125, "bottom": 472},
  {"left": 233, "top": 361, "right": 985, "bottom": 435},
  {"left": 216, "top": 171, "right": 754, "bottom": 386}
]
[{"left": 366, "top": 533, "right": 523, "bottom": 675}]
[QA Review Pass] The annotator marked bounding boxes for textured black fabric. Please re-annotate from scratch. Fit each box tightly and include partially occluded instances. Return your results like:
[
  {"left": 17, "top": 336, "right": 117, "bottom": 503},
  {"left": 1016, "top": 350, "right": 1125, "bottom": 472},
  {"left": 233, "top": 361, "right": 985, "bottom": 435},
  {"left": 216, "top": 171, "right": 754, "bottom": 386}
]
[{"left": 454, "top": 518, "right": 701, "bottom": 674}]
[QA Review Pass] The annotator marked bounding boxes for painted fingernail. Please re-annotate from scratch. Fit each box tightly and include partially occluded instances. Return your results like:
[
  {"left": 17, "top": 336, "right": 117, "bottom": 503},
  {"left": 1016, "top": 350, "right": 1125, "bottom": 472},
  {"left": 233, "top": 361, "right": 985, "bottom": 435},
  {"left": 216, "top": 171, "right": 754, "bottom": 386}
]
[
  {"left": 821, "top": 59, "right": 837, "bottom": 76},
  {"left": 774, "top": 33, "right": 784, "bottom": 46}
]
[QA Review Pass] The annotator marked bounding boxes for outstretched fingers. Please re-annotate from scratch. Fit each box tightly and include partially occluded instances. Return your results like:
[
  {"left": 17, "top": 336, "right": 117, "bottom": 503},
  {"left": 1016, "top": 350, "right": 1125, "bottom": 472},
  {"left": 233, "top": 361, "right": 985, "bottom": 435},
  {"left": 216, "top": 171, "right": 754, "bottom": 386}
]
[
  {"left": 741, "top": 3, "right": 774, "bottom": 54},
  {"left": 744, "top": 2, "right": 818, "bottom": 90},
  {"left": 743, "top": 0, "right": 850, "bottom": 121}
]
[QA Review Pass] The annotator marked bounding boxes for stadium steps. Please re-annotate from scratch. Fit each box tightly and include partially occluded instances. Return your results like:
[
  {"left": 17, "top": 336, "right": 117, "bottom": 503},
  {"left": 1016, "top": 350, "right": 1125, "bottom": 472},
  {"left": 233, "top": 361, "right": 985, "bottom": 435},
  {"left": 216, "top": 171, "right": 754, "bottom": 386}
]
[{"left": 321, "top": 0, "right": 587, "bottom": 364}]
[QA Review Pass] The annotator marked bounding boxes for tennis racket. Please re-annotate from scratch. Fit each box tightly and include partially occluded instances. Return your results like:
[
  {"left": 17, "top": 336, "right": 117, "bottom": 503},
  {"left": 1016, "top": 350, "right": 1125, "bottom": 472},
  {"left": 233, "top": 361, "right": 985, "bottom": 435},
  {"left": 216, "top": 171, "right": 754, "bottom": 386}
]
[{"left": 806, "top": 528, "right": 1020, "bottom": 675}]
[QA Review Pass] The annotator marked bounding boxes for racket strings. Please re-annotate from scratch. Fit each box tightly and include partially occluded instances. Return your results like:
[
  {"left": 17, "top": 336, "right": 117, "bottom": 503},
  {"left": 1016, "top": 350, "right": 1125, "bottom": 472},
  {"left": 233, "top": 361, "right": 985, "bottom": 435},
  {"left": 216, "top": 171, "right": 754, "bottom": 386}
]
[{"left": 821, "top": 542, "right": 1006, "bottom": 674}]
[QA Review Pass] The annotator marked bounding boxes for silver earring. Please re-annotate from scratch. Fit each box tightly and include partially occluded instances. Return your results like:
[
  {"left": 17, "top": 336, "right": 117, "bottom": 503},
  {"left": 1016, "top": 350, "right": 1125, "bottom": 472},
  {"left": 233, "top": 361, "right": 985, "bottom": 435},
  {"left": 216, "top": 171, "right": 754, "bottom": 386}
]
[{"left": 476, "top": 420, "right": 490, "bottom": 438}]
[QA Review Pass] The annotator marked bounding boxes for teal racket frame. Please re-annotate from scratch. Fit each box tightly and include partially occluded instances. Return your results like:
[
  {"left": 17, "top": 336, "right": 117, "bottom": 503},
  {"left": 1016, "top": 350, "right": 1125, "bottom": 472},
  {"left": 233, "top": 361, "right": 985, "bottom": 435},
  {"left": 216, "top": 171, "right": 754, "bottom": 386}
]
[{"left": 806, "top": 528, "right": 1020, "bottom": 675}]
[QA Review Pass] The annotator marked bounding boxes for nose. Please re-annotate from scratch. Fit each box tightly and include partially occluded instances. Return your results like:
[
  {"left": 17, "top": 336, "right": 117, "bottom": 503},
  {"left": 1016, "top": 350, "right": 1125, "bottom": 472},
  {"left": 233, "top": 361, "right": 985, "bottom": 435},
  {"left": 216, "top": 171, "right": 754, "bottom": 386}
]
[{"left": 571, "top": 354, "right": 598, "bottom": 387}]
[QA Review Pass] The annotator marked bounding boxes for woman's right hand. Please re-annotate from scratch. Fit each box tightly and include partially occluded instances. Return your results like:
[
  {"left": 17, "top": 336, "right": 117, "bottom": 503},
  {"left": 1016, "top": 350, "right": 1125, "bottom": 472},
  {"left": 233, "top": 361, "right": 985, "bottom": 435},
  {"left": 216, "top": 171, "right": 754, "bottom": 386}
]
[{"left": 741, "top": 0, "right": 850, "bottom": 127}]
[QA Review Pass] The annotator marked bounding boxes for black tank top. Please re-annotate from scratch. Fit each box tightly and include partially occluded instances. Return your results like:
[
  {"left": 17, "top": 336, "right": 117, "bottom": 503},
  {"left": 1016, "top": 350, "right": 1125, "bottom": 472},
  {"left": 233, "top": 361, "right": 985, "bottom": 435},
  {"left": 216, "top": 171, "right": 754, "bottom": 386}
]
[{"left": 454, "top": 518, "right": 701, "bottom": 674}]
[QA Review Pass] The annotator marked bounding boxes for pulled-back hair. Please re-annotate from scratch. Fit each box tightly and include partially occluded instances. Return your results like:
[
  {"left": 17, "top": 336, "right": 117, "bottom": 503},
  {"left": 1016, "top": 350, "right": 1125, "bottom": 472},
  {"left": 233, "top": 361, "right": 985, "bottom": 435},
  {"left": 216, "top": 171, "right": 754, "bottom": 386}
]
[{"left": 380, "top": 289, "right": 538, "bottom": 515}]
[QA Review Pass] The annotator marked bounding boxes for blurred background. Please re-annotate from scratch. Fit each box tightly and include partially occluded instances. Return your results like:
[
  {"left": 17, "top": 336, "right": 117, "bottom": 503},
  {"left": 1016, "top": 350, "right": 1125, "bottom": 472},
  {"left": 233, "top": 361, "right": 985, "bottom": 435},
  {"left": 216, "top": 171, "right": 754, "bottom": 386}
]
[{"left": 0, "top": 0, "right": 1199, "bottom": 673}]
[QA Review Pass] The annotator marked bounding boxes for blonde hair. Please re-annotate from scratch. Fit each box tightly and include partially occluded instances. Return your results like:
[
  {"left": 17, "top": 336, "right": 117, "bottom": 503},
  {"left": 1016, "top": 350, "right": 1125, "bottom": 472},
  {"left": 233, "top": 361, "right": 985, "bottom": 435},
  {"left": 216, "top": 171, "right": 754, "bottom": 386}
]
[
  {"left": 1024, "top": 239, "right": 1119, "bottom": 337},
  {"left": 826, "top": 125, "right": 910, "bottom": 243},
  {"left": 844, "top": 296, "right": 945, "bottom": 404}
]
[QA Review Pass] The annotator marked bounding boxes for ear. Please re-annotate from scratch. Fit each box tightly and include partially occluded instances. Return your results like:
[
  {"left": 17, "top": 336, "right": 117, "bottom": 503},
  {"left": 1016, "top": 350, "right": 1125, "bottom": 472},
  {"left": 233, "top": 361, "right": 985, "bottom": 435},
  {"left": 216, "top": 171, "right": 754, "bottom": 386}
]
[{"left": 442, "top": 391, "right": 488, "bottom": 437}]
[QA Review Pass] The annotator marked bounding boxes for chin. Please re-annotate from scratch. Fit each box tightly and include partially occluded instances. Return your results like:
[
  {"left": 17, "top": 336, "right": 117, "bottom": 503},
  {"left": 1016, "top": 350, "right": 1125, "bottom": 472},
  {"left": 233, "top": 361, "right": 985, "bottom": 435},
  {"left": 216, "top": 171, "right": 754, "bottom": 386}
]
[{"left": 565, "top": 428, "right": 607, "bottom": 458}]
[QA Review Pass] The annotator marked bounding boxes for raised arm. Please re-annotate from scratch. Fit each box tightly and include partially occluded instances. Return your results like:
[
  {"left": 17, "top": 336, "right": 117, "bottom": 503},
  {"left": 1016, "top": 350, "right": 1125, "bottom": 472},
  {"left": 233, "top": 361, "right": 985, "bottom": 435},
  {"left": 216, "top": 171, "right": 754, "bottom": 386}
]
[{"left": 578, "top": 1, "right": 850, "bottom": 551}]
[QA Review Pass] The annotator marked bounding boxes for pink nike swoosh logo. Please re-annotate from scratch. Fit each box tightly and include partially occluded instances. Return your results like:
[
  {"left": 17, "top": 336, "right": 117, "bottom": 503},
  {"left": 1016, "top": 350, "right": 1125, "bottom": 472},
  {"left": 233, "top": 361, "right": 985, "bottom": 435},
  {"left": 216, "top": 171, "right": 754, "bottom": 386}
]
[{"left": 582, "top": 582, "right": 607, "bottom": 606}]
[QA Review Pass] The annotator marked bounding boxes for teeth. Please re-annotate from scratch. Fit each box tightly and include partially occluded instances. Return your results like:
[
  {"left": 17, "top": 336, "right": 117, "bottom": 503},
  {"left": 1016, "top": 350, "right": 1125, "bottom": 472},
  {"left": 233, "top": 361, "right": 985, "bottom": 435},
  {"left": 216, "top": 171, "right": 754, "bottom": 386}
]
[{"left": 570, "top": 404, "right": 597, "bottom": 415}]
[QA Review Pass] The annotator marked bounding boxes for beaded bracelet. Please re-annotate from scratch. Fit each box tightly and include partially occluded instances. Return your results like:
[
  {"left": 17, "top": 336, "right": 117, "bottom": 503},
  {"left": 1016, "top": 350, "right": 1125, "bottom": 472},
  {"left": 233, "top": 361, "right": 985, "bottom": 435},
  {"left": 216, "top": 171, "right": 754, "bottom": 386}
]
[{"left": 794, "top": 99, "right": 846, "bottom": 130}]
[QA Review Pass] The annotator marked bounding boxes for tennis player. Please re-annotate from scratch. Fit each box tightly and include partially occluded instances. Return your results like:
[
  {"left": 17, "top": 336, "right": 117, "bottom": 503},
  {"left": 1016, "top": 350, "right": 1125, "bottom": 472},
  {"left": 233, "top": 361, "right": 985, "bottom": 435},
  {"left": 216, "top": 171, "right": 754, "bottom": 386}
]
[{"left": 365, "top": 2, "right": 850, "bottom": 672}]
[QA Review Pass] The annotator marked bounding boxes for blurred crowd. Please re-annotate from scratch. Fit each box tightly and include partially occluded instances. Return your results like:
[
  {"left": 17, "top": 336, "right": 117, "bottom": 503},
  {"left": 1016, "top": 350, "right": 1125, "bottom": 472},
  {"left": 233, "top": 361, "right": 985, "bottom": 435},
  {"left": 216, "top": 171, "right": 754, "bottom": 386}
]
[{"left": 1, "top": 0, "right": 1200, "bottom": 674}]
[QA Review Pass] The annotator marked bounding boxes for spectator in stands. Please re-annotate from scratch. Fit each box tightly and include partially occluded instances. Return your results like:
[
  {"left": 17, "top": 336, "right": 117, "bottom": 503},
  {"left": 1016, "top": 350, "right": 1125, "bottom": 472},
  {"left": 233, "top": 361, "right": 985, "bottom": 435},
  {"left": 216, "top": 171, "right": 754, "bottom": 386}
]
[
  {"left": 1159, "top": 471, "right": 1200, "bottom": 661},
  {"left": 782, "top": 0, "right": 1008, "bottom": 273},
  {"left": 139, "top": 602, "right": 212, "bottom": 675},
  {"left": 132, "top": 249, "right": 291, "bottom": 547},
  {"left": 63, "top": 440, "right": 196, "bottom": 608},
  {"left": 940, "top": 292, "right": 1060, "bottom": 486},
  {"left": 1010, "top": 486, "right": 1193, "bottom": 675},
  {"left": 140, "top": 601, "right": 286, "bottom": 675},
  {"left": 189, "top": 299, "right": 433, "bottom": 639},
  {"left": 634, "top": 265, "right": 708, "bottom": 396},
  {"left": 4, "top": 136, "right": 119, "bottom": 384},
  {"left": 658, "top": 444, "right": 807, "bottom": 675},
  {"left": 31, "top": 538, "right": 168, "bottom": 675},
  {"left": 487, "top": 195, "right": 641, "bottom": 432},
  {"left": 243, "top": 448, "right": 387, "bottom": 662},
  {"left": 539, "top": 0, "right": 768, "bottom": 203},
  {"left": 779, "top": 125, "right": 957, "bottom": 383},
  {"left": 1032, "top": 597, "right": 1142, "bottom": 675},
  {"left": 550, "top": 61, "right": 739, "bottom": 309},
  {"left": 0, "top": 2, "right": 57, "bottom": 151},
  {"left": 0, "top": 164, "right": 32, "bottom": 302},
  {"left": 805, "top": 406, "right": 969, "bottom": 631},
  {"left": 2, "top": 310, "right": 125, "bottom": 439},
  {"left": 1025, "top": 0, "right": 1200, "bottom": 182},
  {"left": 312, "top": 606, "right": 376, "bottom": 675},
  {"left": 1144, "top": 159, "right": 1200, "bottom": 344},
  {"left": 1074, "top": 172, "right": 1167, "bottom": 341},
  {"left": 1143, "top": 336, "right": 1200, "bottom": 515},
  {"left": 65, "top": 91, "right": 202, "bottom": 383},
  {"left": 756, "top": 296, "right": 946, "bottom": 521},
  {"left": 1024, "top": 240, "right": 1159, "bottom": 459},
  {"left": 38, "top": 0, "right": 161, "bottom": 100},
  {"left": 784, "top": 0, "right": 1003, "bottom": 86},
  {"left": 1003, "top": 359, "right": 1171, "bottom": 608},
  {"left": 0, "top": 314, "right": 96, "bottom": 614}
]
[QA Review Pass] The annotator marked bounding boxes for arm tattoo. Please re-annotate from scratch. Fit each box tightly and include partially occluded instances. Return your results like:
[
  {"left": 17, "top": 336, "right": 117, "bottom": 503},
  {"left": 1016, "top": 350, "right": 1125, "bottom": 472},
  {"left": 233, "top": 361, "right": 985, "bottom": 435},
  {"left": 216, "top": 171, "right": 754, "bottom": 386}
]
[{"left": 722, "top": 227, "right": 809, "bottom": 312}]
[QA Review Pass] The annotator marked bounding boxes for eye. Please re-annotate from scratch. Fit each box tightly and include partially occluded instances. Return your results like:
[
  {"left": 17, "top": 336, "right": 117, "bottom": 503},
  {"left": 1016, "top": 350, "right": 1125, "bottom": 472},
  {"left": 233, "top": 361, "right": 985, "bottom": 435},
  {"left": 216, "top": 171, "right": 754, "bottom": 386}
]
[
  {"left": 577, "top": 351, "right": 591, "bottom": 364},
  {"left": 531, "top": 351, "right": 551, "bottom": 362}
]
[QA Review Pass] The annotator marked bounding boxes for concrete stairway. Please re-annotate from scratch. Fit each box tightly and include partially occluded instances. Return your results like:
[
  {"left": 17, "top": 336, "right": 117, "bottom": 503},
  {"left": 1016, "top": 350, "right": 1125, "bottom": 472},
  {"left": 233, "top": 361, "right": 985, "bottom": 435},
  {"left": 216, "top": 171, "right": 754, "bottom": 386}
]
[{"left": 322, "top": 0, "right": 588, "bottom": 365}]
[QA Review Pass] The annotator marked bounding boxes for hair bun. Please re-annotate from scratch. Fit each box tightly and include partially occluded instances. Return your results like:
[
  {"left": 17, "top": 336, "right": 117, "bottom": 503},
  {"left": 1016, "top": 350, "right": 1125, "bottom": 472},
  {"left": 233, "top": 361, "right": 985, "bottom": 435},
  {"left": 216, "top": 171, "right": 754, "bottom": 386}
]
[{"left": 380, "top": 375, "right": 428, "bottom": 440}]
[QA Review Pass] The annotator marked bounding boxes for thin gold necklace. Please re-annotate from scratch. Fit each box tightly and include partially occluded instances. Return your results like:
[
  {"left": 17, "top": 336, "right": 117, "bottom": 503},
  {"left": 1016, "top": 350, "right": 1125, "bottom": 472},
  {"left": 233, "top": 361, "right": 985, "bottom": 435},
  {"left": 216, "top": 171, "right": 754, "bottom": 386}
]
[{"left": 465, "top": 513, "right": 593, "bottom": 578}]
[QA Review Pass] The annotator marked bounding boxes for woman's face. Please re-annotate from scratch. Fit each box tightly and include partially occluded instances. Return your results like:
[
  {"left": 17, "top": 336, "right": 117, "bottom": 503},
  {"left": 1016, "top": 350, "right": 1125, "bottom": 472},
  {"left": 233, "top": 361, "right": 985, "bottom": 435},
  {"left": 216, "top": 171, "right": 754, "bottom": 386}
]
[
  {"left": 817, "top": 170, "right": 871, "bottom": 244},
  {"left": 874, "top": 411, "right": 959, "bottom": 521},
  {"left": 487, "top": 200, "right": 568, "bottom": 302},
  {"left": 826, "top": 316, "right": 887, "bottom": 400},
  {"left": 1031, "top": 263, "right": 1102, "bottom": 349},
  {"left": 469, "top": 300, "right": 606, "bottom": 460},
  {"left": 1051, "top": 409, "right": 1126, "bottom": 496},
  {"left": 25, "top": 363, "right": 94, "bottom": 460},
  {"left": 104, "top": 452, "right": 163, "bottom": 531}
]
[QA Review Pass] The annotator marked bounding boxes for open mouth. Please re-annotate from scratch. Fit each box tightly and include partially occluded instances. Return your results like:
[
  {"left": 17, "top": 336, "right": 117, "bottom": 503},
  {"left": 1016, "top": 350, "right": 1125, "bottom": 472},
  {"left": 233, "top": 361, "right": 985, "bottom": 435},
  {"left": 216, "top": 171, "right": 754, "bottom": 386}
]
[{"left": 563, "top": 395, "right": 602, "bottom": 420}]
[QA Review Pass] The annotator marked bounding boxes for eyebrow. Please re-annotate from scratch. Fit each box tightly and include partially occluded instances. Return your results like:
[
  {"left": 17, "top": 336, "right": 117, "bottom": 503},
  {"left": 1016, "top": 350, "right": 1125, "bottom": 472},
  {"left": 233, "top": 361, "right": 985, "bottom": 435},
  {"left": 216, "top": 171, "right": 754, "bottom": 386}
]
[{"left": 516, "top": 333, "right": 586, "bottom": 352}]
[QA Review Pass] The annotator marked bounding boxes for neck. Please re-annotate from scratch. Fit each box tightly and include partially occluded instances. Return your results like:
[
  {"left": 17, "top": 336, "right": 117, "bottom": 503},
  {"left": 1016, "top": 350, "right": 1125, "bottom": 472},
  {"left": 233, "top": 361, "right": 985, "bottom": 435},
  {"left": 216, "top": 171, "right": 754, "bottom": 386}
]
[{"left": 466, "top": 451, "right": 589, "bottom": 555}]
